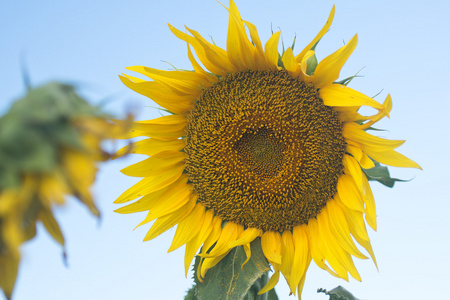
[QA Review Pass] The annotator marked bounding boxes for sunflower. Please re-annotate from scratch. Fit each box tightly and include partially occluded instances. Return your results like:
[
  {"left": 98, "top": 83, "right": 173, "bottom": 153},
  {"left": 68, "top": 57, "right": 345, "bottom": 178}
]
[
  {"left": 0, "top": 82, "right": 122, "bottom": 299},
  {"left": 115, "top": 1, "right": 420, "bottom": 298}
]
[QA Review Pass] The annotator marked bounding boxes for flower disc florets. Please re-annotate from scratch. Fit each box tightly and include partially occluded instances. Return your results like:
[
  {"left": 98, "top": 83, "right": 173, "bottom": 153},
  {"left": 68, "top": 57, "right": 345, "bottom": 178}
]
[{"left": 185, "top": 70, "right": 346, "bottom": 231}]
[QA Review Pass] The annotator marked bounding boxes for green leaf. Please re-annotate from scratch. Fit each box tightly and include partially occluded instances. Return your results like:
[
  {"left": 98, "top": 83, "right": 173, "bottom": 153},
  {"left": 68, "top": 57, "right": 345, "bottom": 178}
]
[
  {"left": 317, "top": 286, "right": 360, "bottom": 300},
  {"left": 363, "top": 161, "right": 410, "bottom": 188},
  {"left": 185, "top": 286, "right": 199, "bottom": 300},
  {"left": 306, "top": 54, "right": 318, "bottom": 75},
  {"left": 194, "top": 238, "right": 274, "bottom": 300}
]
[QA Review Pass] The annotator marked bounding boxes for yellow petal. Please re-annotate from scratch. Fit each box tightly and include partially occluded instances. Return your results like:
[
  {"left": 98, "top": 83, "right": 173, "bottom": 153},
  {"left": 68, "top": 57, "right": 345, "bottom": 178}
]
[
  {"left": 281, "top": 47, "right": 300, "bottom": 76},
  {"left": 313, "top": 34, "right": 358, "bottom": 88},
  {"left": 295, "top": 5, "right": 335, "bottom": 63},
  {"left": 199, "top": 251, "right": 231, "bottom": 280},
  {"left": 258, "top": 270, "right": 280, "bottom": 295},
  {"left": 114, "top": 164, "right": 185, "bottom": 203},
  {"left": 364, "top": 148, "right": 422, "bottom": 169},
  {"left": 0, "top": 253, "right": 20, "bottom": 300},
  {"left": 343, "top": 122, "right": 405, "bottom": 152},
  {"left": 140, "top": 183, "right": 192, "bottom": 223},
  {"left": 186, "top": 26, "right": 236, "bottom": 74},
  {"left": 242, "top": 20, "right": 266, "bottom": 69},
  {"left": 281, "top": 230, "right": 295, "bottom": 282},
  {"left": 120, "top": 151, "right": 185, "bottom": 177},
  {"left": 168, "top": 24, "right": 227, "bottom": 76},
  {"left": 296, "top": 260, "right": 311, "bottom": 300},
  {"left": 119, "top": 75, "right": 193, "bottom": 115},
  {"left": 38, "top": 208, "right": 65, "bottom": 247},
  {"left": 184, "top": 208, "right": 214, "bottom": 276},
  {"left": 346, "top": 144, "right": 376, "bottom": 169},
  {"left": 186, "top": 43, "right": 218, "bottom": 84},
  {"left": 361, "top": 174, "right": 377, "bottom": 231},
  {"left": 201, "top": 216, "right": 223, "bottom": 256},
  {"left": 320, "top": 84, "right": 386, "bottom": 112},
  {"left": 242, "top": 243, "right": 252, "bottom": 269},
  {"left": 169, "top": 203, "right": 205, "bottom": 252},
  {"left": 225, "top": 0, "right": 256, "bottom": 70},
  {"left": 261, "top": 231, "right": 282, "bottom": 265},
  {"left": 334, "top": 106, "right": 367, "bottom": 122},
  {"left": 338, "top": 201, "right": 370, "bottom": 242},
  {"left": 229, "top": 227, "right": 262, "bottom": 248},
  {"left": 264, "top": 31, "right": 281, "bottom": 70},
  {"left": 290, "top": 225, "right": 309, "bottom": 292},
  {"left": 326, "top": 200, "right": 367, "bottom": 259},
  {"left": 112, "top": 138, "right": 185, "bottom": 160},
  {"left": 342, "top": 154, "right": 363, "bottom": 192},
  {"left": 114, "top": 182, "right": 173, "bottom": 214},
  {"left": 316, "top": 212, "right": 350, "bottom": 280},
  {"left": 143, "top": 193, "right": 196, "bottom": 242},
  {"left": 126, "top": 66, "right": 207, "bottom": 94},
  {"left": 124, "top": 115, "right": 187, "bottom": 140},
  {"left": 350, "top": 228, "right": 378, "bottom": 270},
  {"left": 306, "top": 218, "right": 327, "bottom": 271},
  {"left": 360, "top": 94, "right": 393, "bottom": 129},
  {"left": 201, "top": 222, "right": 242, "bottom": 258},
  {"left": 337, "top": 175, "right": 365, "bottom": 212}
]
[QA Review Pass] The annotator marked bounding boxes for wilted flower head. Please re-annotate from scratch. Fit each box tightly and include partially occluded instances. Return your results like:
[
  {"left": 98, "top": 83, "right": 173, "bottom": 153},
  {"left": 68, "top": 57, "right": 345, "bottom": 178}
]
[{"left": 0, "top": 82, "right": 123, "bottom": 299}]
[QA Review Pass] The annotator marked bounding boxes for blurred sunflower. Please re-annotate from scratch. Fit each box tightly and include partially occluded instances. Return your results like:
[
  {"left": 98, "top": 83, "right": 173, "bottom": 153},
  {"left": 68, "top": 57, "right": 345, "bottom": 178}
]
[
  {"left": 0, "top": 83, "right": 123, "bottom": 299},
  {"left": 115, "top": 0, "right": 420, "bottom": 298}
]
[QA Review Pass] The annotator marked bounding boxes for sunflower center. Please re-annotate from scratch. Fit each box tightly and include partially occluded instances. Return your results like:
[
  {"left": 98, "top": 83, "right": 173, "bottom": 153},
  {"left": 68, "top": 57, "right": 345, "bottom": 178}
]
[
  {"left": 234, "top": 128, "right": 286, "bottom": 178},
  {"left": 185, "top": 70, "right": 346, "bottom": 231}
]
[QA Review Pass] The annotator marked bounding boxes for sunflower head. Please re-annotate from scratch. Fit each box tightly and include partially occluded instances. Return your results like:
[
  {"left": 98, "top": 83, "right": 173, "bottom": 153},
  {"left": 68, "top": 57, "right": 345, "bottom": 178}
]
[
  {"left": 0, "top": 82, "right": 122, "bottom": 299},
  {"left": 116, "top": 1, "right": 420, "bottom": 298}
]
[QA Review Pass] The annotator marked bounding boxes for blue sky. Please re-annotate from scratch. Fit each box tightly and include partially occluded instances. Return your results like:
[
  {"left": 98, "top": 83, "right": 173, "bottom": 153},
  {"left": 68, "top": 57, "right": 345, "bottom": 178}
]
[{"left": 1, "top": 0, "right": 449, "bottom": 299}]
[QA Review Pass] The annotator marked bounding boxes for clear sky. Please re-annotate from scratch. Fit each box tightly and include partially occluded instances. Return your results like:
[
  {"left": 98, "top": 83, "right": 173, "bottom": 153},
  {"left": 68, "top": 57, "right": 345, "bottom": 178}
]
[{"left": 1, "top": 0, "right": 449, "bottom": 299}]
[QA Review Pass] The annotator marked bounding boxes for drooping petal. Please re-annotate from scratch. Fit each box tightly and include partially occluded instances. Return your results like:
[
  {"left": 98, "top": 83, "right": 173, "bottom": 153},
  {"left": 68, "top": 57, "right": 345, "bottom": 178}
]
[
  {"left": 290, "top": 225, "right": 309, "bottom": 293},
  {"left": 261, "top": 231, "right": 282, "bottom": 265},
  {"left": 280, "top": 230, "right": 295, "bottom": 281},
  {"left": 258, "top": 270, "right": 280, "bottom": 295}
]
